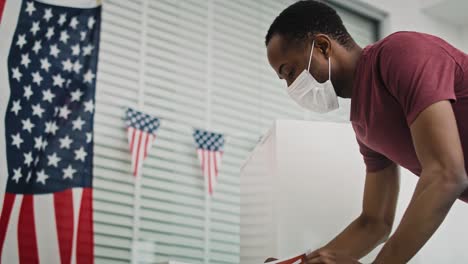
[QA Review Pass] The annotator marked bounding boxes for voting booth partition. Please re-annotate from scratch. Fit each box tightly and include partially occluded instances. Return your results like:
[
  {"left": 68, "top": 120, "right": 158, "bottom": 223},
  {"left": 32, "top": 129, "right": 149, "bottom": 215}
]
[{"left": 240, "top": 120, "right": 468, "bottom": 264}]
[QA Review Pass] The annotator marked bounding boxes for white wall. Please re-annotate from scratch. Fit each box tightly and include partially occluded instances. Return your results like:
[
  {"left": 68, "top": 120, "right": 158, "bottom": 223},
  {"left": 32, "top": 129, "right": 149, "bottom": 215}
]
[
  {"left": 461, "top": 28, "right": 468, "bottom": 51},
  {"left": 352, "top": 0, "right": 466, "bottom": 51}
]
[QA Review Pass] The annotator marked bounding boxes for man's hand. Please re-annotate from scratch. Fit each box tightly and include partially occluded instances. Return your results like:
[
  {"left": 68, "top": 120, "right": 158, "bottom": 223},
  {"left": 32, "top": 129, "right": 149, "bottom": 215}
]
[
  {"left": 306, "top": 249, "right": 362, "bottom": 264},
  {"left": 372, "top": 101, "right": 468, "bottom": 263}
]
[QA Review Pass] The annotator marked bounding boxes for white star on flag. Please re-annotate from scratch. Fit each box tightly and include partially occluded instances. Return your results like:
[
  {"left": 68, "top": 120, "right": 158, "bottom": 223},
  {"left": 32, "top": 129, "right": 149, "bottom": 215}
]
[
  {"left": 45, "top": 121, "right": 59, "bottom": 135},
  {"left": 72, "top": 117, "right": 85, "bottom": 130},
  {"left": 86, "top": 133, "right": 92, "bottom": 143},
  {"left": 46, "top": 26, "right": 54, "bottom": 40},
  {"left": 50, "top": 44, "right": 60, "bottom": 57},
  {"left": 62, "top": 58, "right": 73, "bottom": 72},
  {"left": 23, "top": 152, "right": 33, "bottom": 166},
  {"left": 11, "top": 133, "right": 24, "bottom": 149},
  {"left": 32, "top": 40, "right": 42, "bottom": 54},
  {"left": 88, "top": 16, "right": 95, "bottom": 29},
  {"left": 53, "top": 73, "right": 65, "bottom": 87},
  {"left": 71, "top": 44, "right": 80, "bottom": 56},
  {"left": 70, "top": 16, "right": 79, "bottom": 29},
  {"left": 32, "top": 71, "right": 43, "bottom": 85},
  {"left": 59, "top": 135, "right": 73, "bottom": 149},
  {"left": 11, "top": 100, "right": 22, "bottom": 115},
  {"left": 34, "top": 136, "right": 43, "bottom": 150},
  {"left": 12, "top": 167, "right": 22, "bottom": 183},
  {"left": 84, "top": 100, "right": 94, "bottom": 113},
  {"left": 42, "top": 89, "right": 55, "bottom": 102},
  {"left": 59, "top": 105, "right": 71, "bottom": 119},
  {"left": 80, "top": 31, "right": 86, "bottom": 41},
  {"left": 83, "top": 70, "right": 95, "bottom": 83},
  {"left": 25, "top": 1, "right": 36, "bottom": 16},
  {"left": 30, "top": 21, "right": 40, "bottom": 35},
  {"left": 47, "top": 152, "right": 61, "bottom": 167},
  {"left": 31, "top": 103, "right": 45, "bottom": 118},
  {"left": 43, "top": 8, "right": 53, "bottom": 22},
  {"left": 23, "top": 85, "right": 33, "bottom": 100},
  {"left": 83, "top": 44, "right": 93, "bottom": 56},
  {"left": 58, "top": 13, "right": 67, "bottom": 26},
  {"left": 71, "top": 89, "right": 83, "bottom": 102},
  {"left": 73, "top": 60, "right": 82, "bottom": 73},
  {"left": 21, "top": 53, "right": 31, "bottom": 68},
  {"left": 16, "top": 34, "right": 27, "bottom": 49},
  {"left": 60, "top": 30, "right": 70, "bottom": 44},
  {"left": 74, "top": 147, "right": 87, "bottom": 162},
  {"left": 40, "top": 57, "right": 51, "bottom": 71},
  {"left": 62, "top": 165, "right": 76, "bottom": 179},
  {"left": 36, "top": 169, "right": 49, "bottom": 185},
  {"left": 21, "top": 118, "right": 35, "bottom": 133},
  {"left": 12, "top": 67, "right": 22, "bottom": 81}
]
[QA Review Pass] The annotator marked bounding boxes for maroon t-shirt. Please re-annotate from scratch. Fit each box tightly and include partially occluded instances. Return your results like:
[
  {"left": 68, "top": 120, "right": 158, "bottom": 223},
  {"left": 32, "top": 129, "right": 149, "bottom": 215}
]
[{"left": 351, "top": 31, "right": 468, "bottom": 202}]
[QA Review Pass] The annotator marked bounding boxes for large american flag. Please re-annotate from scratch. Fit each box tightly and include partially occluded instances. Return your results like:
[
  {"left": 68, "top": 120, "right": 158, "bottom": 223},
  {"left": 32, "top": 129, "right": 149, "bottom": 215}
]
[
  {"left": 193, "top": 129, "right": 224, "bottom": 196},
  {"left": 125, "top": 108, "right": 160, "bottom": 177},
  {"left": 0, "top": 1, "right": 101, "bottom": 263}
]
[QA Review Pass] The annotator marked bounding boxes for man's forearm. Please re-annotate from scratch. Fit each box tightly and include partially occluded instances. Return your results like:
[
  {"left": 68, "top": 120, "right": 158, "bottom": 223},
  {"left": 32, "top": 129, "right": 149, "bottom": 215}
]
[
  {"left": 320, "top": 215, "right": 390, "bottom": 260},
  {"left": 373, "top": 171, "right": 468, "bottom": 264}
]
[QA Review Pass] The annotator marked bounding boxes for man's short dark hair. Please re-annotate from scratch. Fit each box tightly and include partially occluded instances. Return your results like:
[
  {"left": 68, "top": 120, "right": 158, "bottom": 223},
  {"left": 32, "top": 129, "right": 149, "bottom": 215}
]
[{"left": 265, "top": 0, "right": 354, "bottom": 49}]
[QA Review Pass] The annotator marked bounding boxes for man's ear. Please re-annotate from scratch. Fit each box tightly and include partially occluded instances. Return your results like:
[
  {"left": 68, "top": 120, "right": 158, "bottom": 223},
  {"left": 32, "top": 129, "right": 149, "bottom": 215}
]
[{"left": 314, "top": 34, "right": 332, "bottom": 59}]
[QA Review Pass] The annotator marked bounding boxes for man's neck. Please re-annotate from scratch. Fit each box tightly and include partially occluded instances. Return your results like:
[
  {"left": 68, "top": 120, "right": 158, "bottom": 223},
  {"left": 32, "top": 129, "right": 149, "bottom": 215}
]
[{"left": 336, "top": 45, "right": 363, "bottom": 99}]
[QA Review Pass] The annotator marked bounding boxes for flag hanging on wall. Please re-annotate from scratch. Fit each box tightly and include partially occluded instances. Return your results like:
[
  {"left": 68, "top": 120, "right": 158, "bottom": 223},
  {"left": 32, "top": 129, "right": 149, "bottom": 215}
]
[
  {"left": 0, "top": 0, "right": 5, "bottom": 23},
  {"left": 193, "top": 129, "right": 225, "bottom": 196},
  {"left": 0, "top": 1, "right": 101, "bottom": 263},
  {"left": 125, "top": 108, "right": 161, "bottom": 177}
]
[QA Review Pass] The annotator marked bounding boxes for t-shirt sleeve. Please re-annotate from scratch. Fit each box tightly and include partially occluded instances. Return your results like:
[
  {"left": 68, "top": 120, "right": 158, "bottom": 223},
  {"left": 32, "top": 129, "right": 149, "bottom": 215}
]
[
  {"left": 378, "top": 33, "right": 458, "bottom": 125},
  {"left": 356, "top": 137, "right": 394, "bottom": 173}
]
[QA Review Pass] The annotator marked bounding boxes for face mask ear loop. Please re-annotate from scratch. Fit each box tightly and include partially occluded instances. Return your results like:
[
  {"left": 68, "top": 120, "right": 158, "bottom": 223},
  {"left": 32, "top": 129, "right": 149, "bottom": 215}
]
[
  {"left": 307, "top": 40, "right": 315, "bottom": 72},
  {"left": 328, "top": 56, "right": 331, "bottom": 81}
]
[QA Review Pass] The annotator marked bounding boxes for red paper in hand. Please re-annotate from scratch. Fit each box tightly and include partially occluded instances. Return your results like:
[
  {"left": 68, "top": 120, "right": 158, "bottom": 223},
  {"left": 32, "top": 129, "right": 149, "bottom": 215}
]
[{"left": 266, "top": 252, "right": 308, "bottom": 264}]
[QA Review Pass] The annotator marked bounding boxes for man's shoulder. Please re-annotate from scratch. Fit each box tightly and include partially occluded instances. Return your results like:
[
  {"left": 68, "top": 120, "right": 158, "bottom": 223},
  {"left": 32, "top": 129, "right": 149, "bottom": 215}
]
[
  {"left": 373, "top": 31, "right": 432, "bottom": 50},
  {"left": 366, "top": 31, "right": 452, "bottom": 62},
  {"left": 383, "top": 31, "right": 429, "bottom": 41},
  {"left": 376, "top": 31, "right": 451, "bottom": 52}
]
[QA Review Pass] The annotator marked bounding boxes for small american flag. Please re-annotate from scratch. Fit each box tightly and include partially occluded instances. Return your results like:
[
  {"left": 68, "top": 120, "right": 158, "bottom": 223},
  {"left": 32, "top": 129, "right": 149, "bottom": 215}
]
[
  {"left": 0, "top": 0, "right": 101, "bottom": 263},
  {"left": 193, "top": 129, "right": 224, "bottom": 196},
  {"left": 125, "top": 108, "right": 160, "bottom": 177}
]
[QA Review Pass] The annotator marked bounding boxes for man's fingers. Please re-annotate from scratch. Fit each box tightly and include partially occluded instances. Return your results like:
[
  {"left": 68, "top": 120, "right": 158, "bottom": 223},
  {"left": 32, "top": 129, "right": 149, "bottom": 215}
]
[
  {"left": 306, "top": 256, "right": 334, "bottom": 264},
  {"left": 306, "top": 251, "right": 336, "bottom": 264},
  {"left": 307, "top": 251, "right": 321, "bottom": 258},
  {"left": 307, "top": 248, "right": 329, "bottom": 258}
]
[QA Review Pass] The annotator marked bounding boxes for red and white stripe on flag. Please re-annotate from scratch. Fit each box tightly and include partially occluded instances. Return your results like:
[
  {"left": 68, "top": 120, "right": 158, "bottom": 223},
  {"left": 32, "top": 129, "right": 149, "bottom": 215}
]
[
  {"left": 127, "top": 127, "right": 156, "bottom": 177},
  {"left": 0, "top": 0, "right": 5, "bottom": 24},
  {"left": 0, "top": 188, "right": 94, "bottom": 264},
  {"left": 197, "top": 149, "right": 223, "bottom": 196}
]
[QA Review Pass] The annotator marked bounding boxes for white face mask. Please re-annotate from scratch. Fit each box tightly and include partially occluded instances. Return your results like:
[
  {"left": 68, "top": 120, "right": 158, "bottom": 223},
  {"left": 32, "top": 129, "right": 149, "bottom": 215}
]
[{"left": 286, "top": 41, "right": 339, "bottom": 113}]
